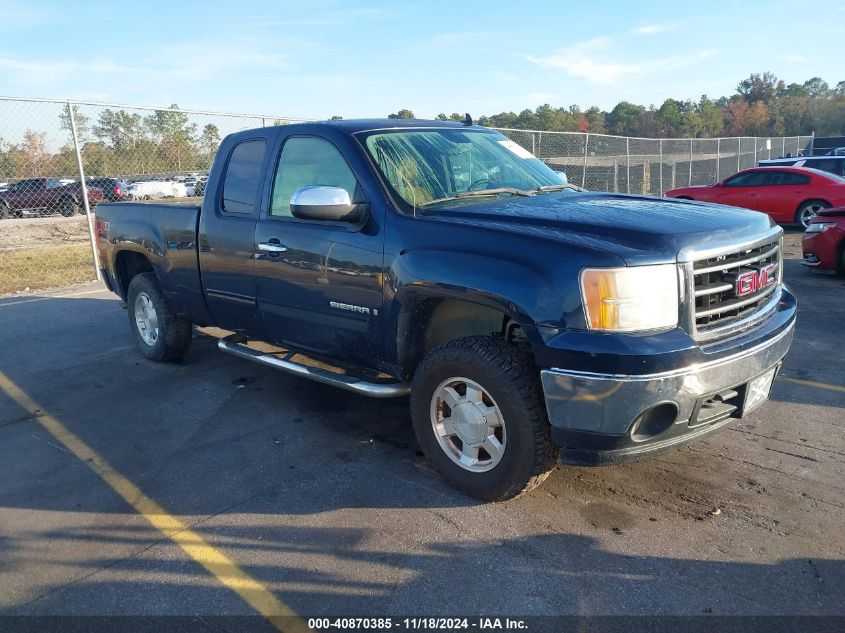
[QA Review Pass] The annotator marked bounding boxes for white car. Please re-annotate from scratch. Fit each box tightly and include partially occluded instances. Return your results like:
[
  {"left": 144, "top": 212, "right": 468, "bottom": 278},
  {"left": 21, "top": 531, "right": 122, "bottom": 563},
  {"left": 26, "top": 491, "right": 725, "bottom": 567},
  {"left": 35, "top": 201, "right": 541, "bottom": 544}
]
[{"left": 127, "top": 181, "right": 189, "bottom": 200}]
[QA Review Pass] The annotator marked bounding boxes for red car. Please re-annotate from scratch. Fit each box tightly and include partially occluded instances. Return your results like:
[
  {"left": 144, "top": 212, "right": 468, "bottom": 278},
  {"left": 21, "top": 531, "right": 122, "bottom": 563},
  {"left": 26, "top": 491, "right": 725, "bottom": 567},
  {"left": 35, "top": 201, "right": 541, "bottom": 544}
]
[
  {"left": 665, "top": 166, "right": 845, "bottom": 229},
  {"left": 802, "top": 207, "right": 845, "bottom": 273}
]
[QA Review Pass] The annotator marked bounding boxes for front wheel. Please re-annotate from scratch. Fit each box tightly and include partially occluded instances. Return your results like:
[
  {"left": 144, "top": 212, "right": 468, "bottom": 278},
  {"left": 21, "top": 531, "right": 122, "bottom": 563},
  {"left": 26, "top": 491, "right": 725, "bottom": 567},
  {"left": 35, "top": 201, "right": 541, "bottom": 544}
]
[
  {"left": 410, "top": 336, "right": 557, "bottom": 501},
  {"left": 796, "top": 200, "right": 830, "bottom": 229},
  {"left": 126, "top": 273, "right": 192, "bottom": 361}
]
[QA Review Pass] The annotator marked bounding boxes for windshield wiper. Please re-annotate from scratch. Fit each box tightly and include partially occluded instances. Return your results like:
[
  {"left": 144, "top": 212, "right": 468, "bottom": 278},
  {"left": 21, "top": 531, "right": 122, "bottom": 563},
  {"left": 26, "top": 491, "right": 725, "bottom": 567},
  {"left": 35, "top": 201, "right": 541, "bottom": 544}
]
[
  {"left": 535, "top": 184, "right": 582, "bottom": 193},
  {"left": 418, "top": 187, "right": 534, "bottom": 208}
]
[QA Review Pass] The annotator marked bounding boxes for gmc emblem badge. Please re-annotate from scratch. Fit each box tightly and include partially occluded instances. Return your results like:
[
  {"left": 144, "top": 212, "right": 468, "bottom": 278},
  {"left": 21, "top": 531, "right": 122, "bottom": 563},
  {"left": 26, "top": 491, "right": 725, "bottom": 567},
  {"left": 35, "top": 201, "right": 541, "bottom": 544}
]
[{"left": 735, "top": 264, "right": 777, "bottom": 297}]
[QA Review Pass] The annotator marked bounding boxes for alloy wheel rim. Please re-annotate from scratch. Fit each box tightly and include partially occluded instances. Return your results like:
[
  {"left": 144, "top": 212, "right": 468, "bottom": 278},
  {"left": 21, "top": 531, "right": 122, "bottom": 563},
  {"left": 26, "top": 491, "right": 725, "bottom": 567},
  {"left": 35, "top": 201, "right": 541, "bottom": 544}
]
[
  {"left": 134, "top": 292, "right": 159, "bottom": 346},
  {"left": 801, "top": 205, "right": 823, "bottom": 228},
  {"left": 429, "top": 376, "right": 506, "bottom": 473}
]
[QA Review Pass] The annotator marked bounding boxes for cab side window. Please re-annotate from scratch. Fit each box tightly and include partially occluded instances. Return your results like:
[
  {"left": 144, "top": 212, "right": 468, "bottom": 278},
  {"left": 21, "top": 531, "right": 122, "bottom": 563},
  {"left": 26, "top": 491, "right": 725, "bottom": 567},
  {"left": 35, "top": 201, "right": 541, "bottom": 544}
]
[
  {"left": 221, "top": 139, "right": 267, "bottom": 215},
  {"left": 724, "top": 172, "right": 768, "bottom": 187},
  {"left": 270, "top": 137, "right": 358, "bottom": 218}
]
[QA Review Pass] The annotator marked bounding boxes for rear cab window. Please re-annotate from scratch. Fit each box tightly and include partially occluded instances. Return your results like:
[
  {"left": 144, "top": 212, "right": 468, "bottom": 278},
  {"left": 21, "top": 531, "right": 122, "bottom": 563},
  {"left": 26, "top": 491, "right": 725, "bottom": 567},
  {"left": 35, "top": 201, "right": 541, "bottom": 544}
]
[{"left": 221, "top": 139, "right": 267, "bottom": 215}]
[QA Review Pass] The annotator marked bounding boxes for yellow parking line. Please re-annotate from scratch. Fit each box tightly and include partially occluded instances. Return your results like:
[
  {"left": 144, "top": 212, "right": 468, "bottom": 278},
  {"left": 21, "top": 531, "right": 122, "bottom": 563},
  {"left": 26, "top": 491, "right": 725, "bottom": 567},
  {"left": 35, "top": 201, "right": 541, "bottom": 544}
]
[
  {"left": 777, "top": 375, "right": 845, "bottom": 394},
  {"left": 0, "top": 288, "right": 108, "bottom": 307},
  {"left": 0, "top": 370, "right": 304, "bottom": 632}
]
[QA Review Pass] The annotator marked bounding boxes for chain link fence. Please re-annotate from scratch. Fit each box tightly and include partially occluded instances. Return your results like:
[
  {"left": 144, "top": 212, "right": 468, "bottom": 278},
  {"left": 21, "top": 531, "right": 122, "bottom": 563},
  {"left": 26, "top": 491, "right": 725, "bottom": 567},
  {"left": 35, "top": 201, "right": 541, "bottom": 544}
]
[
  {"left": 0, "top": 96, "right": 814, "bottom": 296},
  {"left": 0, "top": 97, "right": 309, "bottom": 296},
  {"left": 495, "top": 128, "right": 814, "bottom": 195}
]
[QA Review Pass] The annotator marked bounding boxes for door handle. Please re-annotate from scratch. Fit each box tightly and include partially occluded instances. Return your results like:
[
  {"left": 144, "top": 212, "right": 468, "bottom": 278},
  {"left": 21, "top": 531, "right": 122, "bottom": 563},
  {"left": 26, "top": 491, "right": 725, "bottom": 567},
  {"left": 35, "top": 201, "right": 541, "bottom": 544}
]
[{"left": 258, "top": 241, "right": 287, "bottom": 253}]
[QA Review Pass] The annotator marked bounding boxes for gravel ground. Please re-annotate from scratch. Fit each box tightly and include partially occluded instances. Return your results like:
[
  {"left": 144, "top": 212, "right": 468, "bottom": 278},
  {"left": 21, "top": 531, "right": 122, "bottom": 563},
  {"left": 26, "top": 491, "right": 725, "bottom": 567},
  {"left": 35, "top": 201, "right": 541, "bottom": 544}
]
[{"left": 0, "top": 216, "right": 91, "bottom": 252}]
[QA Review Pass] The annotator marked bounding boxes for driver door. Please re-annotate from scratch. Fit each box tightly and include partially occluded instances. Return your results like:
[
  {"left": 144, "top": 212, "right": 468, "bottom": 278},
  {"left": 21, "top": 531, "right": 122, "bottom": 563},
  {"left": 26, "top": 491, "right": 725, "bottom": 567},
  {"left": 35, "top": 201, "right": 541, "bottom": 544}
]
[
  {"left": 253, "top": 134, "right": 385, "bottom": 370},
  {"left": 713, "top": 171, "right": 769, "bottom": 211}
]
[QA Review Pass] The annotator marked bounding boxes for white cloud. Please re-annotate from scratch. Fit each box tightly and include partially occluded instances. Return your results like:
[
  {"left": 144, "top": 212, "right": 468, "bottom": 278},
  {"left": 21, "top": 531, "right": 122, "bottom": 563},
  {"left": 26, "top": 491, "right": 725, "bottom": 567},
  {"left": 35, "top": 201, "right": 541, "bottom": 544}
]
[
  {"left": 629, "top": 22, "right": 681, "bottom": 36},
  {"left": 525, "top": 38, "right": 718, "bottom": 85}
]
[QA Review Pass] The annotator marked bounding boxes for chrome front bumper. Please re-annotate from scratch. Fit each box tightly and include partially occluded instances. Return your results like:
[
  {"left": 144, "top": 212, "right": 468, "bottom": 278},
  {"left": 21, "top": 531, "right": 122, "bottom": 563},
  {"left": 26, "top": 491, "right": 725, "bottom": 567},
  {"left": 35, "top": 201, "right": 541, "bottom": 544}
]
[{"left": 540, "top": 319, "right": 795, "bottom": 463}]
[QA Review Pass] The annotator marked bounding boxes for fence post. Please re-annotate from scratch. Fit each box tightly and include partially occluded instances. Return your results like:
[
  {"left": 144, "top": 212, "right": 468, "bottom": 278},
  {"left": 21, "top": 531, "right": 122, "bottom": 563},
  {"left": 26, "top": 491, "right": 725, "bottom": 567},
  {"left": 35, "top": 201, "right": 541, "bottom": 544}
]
[
  {"left": 688, "top": 139, "right": 693, "bottom": 186},
  {"left": 625, "top": 137, "right": 630, "bottom": 194},
  {"left": 531, "top": 132, "right": 536, "bottom": 157},
  {"left": 782, "top": 137, "right": 786, "bottom": 158},
  {"left": 716, "top": 138, "right": 721, "bottom": 182},
  {"left": 582, "top": 133, "right": 589, "bottom": 188},
  {"left": 658, "top": 139, "right": 663, "bottom": 194},
  {"left": 68, "top": 101, "right": 102, "bottom": 282},
  {"left": 810, "top": 132, "right": 815, "bottom": 156},
  {"left": 737, "top": 138, "right": 742, "bottom": 173}
]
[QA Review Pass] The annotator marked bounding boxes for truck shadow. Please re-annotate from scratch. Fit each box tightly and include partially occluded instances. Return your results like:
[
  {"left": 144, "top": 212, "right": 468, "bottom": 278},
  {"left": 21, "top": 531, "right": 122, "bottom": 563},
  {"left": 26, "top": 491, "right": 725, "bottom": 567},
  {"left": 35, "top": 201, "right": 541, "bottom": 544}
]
[{"left": 3, "top": 525, "right": 842, "bottom": 617}]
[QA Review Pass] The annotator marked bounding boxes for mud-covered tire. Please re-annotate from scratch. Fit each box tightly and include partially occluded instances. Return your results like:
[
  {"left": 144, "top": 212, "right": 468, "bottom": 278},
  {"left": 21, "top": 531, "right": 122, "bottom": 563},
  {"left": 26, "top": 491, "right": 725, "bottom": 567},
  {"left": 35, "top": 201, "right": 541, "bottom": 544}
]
[
  {"left": 126, "top": 272, "right": 192, "bottom": 362},
  {"left": 410, "top": 336, "right": 557, "bottom": 501}
]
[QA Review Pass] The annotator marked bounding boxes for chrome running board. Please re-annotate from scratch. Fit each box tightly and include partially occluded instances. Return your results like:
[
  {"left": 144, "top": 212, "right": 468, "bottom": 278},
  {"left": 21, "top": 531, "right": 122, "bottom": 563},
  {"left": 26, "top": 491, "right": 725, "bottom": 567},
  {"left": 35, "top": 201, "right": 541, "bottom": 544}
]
[{"left": 217, "top": 334, "right": 410, "bottom": 398}]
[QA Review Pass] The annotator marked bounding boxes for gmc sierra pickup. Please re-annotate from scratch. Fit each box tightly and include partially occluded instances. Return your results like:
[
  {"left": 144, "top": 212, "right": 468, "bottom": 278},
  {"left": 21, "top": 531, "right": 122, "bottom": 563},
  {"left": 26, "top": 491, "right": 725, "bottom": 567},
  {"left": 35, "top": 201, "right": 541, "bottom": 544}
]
[{"left": 95, "top": 119, "right": 796, "bottom": 500}]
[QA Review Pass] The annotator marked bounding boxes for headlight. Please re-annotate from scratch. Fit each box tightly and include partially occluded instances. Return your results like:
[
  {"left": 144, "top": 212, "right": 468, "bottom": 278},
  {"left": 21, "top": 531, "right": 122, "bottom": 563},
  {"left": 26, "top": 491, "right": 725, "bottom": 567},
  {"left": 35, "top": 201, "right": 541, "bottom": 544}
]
[
  {"left": 580, "top": 265, "right": 679, "bottom": 332},
  {"left": 805, "top": 222, "right": 836, "bottom": 233}
]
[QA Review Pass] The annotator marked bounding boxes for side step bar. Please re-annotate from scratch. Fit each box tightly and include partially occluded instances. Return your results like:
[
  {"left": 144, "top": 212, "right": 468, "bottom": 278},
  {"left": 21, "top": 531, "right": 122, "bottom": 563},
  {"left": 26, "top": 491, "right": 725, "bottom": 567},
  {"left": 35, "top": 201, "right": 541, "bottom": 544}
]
[{"left": 217, "top": 334, "right": 410, "bottom": 398}]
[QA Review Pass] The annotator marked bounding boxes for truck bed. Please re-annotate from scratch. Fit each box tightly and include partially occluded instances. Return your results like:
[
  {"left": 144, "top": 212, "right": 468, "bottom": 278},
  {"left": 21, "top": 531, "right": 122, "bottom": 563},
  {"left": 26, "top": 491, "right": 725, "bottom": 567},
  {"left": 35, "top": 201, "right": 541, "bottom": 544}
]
[{"left": 96, "top": 201, "right": 208, "bottom": 323}]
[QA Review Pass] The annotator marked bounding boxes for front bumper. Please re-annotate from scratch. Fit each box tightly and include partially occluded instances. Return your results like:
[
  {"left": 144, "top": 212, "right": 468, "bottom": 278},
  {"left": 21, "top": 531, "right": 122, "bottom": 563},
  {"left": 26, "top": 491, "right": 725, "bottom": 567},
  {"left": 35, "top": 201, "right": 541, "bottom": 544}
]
[
  {"left": 540, "top": 301, "right": 795, "bottom": 466},
  {"left": 802, "top": 228, "right": 843, "bottom": 271}
]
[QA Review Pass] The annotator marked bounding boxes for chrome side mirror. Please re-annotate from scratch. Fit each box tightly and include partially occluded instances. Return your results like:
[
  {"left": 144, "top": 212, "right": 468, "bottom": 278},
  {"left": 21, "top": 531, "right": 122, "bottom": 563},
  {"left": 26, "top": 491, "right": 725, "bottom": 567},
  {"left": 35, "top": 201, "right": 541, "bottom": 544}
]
[{"left": 290, "top": 185, "right": 358, "bottom": 221}]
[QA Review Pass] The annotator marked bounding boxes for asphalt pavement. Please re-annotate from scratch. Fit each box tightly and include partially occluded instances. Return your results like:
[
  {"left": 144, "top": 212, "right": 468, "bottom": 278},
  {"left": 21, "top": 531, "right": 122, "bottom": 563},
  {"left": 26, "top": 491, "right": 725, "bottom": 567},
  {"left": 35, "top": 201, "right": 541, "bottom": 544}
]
[{"left": 0, "top": 258, "right": 843, "bottom": 623}]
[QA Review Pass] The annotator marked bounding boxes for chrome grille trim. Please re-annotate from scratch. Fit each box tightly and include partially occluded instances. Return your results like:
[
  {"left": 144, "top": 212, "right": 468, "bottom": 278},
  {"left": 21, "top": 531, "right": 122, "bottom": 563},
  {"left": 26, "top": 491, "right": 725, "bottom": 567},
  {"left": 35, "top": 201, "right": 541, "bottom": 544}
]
[
  {"left": 693, "top": 244, "right": 780, "bottom": 275},
  {"left": 683, "top": 229, "right": 784, "bottom": 341}
]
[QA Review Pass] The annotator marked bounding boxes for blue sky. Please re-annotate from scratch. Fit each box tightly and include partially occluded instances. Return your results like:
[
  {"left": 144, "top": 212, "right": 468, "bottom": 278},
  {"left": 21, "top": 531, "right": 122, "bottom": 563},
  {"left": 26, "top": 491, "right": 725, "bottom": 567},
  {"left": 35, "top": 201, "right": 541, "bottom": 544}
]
[{"left": 1, "top": 0, "right": 843, "bottom": 119}]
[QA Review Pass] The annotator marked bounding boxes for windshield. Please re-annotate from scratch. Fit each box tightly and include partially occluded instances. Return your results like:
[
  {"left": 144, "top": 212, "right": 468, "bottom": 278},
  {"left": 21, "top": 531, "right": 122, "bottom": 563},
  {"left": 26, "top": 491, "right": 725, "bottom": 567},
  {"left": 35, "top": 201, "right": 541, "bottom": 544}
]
[{"left": 358, "top": 129, "right": 564, "bottom": 211}]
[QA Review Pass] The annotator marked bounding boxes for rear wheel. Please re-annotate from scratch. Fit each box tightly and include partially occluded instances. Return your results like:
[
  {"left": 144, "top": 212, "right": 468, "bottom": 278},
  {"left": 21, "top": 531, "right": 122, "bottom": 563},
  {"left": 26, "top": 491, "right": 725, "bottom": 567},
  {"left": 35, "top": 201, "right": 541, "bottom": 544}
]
[
  {"left": 796, "top": 200, "right": 830, "bottom": 229},
  {"left": 410, "top": 336, "right": 557, "bottom": 501},
  {"left": 0, "top": 204, "right": 9, "bottom": 220},
  {"left": 58, "top": 197, "right": 78, "bottom": 217},
  {"left": 126, "top": 273, "right": 192, "bottom": 362}
]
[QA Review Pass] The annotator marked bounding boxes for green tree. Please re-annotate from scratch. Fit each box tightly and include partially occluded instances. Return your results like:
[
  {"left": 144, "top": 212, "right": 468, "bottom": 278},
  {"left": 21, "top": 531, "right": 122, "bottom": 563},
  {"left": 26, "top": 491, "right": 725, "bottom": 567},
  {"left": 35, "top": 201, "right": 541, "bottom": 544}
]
[
  {"left": 607, "top": 101, "right": 646, "bottom": 136},
  {"left": 58, "top": 104, "right": 91, "bottom": 144},
  {"left": 387, "top": 109, "right": 415, "bottom": 119},
  {"left": 655, "top": 99, "right": 685, "bottom": 136},
  {"left": 584, "top": 107, "right": 606, "bottom": 134},
  {"left": 737, "top": 72, "right": 779, "bottom": 104},
  {"left": 94, "top": 109, "right": 147, "bottom": 151}
]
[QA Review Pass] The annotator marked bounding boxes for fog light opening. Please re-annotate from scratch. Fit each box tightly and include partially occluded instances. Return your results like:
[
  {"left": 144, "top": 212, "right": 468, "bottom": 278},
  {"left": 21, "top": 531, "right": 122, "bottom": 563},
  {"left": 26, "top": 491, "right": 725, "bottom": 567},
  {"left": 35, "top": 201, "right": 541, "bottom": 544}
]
[{"left": 629, "top": 403, "right": 678, "bottom": 443}]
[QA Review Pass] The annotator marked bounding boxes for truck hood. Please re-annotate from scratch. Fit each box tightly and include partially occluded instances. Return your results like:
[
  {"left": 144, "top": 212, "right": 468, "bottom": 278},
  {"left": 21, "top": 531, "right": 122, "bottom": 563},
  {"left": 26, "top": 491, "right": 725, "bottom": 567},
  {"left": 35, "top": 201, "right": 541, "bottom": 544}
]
[{"left": 425, "top": 192, "right": 776, "bottom": 265}]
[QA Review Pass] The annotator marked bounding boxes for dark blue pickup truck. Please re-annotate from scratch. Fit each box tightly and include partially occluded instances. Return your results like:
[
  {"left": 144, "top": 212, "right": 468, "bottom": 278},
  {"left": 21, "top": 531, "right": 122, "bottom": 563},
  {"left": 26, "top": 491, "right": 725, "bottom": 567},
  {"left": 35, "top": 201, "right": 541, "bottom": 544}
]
[{"left": 95, "top": 119, "right": 796, "bottom": 500}]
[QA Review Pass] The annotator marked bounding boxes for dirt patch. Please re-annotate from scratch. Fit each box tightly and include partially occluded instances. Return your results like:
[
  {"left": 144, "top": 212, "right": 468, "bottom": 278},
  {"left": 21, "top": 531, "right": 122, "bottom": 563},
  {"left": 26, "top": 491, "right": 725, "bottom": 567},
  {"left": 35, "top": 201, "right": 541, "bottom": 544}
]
[{"left": 0, "top": 216, "right": 91, "bottom": 252}]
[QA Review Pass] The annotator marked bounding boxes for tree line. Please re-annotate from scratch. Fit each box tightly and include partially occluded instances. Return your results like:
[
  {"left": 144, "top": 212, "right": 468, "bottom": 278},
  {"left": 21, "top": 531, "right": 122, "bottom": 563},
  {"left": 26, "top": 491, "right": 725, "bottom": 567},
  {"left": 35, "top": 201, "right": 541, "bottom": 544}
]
[
  {"left": 1, "top": 72, "right": 841, "bottom": 182},
  {"left": 389, "top": 73, "right": 844, "bottom": 138}
]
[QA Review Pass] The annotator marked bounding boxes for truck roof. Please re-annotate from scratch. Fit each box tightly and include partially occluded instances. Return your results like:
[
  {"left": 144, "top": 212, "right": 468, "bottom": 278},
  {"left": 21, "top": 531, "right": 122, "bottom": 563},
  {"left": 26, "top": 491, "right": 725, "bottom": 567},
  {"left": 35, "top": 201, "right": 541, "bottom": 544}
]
[{"left": 322, "top": 118, "right": 479, "bottom": 133}]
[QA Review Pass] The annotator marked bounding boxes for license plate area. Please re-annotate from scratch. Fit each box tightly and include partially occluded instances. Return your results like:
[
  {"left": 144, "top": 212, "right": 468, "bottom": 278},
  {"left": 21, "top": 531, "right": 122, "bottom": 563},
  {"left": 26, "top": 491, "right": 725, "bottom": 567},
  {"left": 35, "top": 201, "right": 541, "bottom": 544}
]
[
  {"left": 741, "top": 365, "right": 779, "bottom": 415},
  {"left": 689, "top": 363, "right": 780, "bottom": 427}
]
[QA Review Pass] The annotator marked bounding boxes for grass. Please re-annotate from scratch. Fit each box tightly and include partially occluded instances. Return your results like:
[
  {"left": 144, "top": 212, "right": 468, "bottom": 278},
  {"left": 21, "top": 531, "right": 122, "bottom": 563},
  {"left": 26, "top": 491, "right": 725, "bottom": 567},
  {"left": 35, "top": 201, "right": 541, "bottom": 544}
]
[{"left": 0, "top": 244, "right": 97, "bottom": 295}]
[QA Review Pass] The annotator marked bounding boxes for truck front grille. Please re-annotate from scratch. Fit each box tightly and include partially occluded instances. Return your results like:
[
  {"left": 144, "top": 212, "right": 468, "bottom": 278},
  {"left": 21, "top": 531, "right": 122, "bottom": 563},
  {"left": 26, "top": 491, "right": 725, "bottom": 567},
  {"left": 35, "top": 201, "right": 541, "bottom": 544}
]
[{"left": 691, "top": 238, "right": 781, "bottom": 338}]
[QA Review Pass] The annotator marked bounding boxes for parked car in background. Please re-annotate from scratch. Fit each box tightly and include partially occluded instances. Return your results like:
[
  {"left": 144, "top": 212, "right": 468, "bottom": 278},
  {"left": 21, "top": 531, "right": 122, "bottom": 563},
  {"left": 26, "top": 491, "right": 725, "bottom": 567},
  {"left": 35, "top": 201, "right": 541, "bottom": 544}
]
[
  {"left": 0, "top": 177, "right": 103, "bottom": 218},
  {"left": 802, "top": 207, "right": 845, "bottom": 273},
  {"left": 126, "top": 180, "right": 188, "bottom": 200},
  {"left": 87, "top": 178, "right": 130, "bottom": 202},
  {"left": 194, "top": 177, "right": 207, "bottom": 197},
  {"left": 758, "top": 155, "right": 845, "bottom": 178},
  {"left": 665, "top": 167, "right": 845, "bottom": 229}
]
